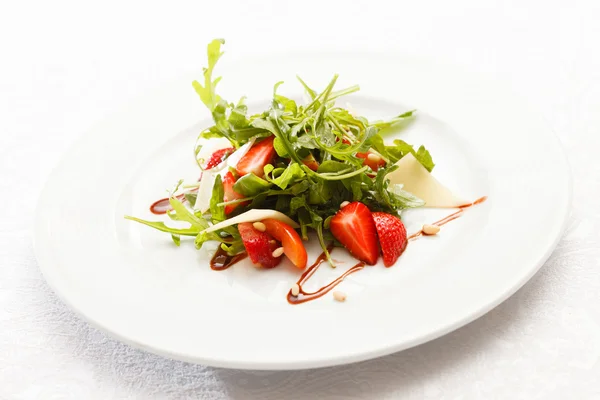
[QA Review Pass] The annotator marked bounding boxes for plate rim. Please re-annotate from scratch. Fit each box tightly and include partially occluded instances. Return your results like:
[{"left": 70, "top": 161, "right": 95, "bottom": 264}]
[{"left": 33, "top": 50, "right": 573, "bottom": 370}]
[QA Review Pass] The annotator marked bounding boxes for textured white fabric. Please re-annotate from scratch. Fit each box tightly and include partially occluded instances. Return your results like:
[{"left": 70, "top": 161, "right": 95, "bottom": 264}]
[{"left": 2, "top": 0, "right": 600, "bottom": 398}]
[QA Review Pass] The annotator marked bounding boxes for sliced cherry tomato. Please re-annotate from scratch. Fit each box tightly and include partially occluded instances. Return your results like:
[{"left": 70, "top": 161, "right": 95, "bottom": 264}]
[{"left": 261, "top": 218, "right": 307, "bottom": 269}]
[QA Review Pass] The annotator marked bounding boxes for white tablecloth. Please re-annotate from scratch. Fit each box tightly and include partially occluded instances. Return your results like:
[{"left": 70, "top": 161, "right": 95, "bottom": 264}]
[{"left": 2, "top": 0, "right": 599, "bottom": 398}]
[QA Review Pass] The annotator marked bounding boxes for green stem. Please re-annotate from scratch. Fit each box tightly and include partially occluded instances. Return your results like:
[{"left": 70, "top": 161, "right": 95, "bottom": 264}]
[
  {"left": 327, "top": 111, "right": 349, "bottom": 137},
  {"left": 304, "top": 74, "right": 339, "bottom": 113},
  {"left": 318, "top": 168, "right": 352, "bottom": 176},
  {"left": 316, "top": 225, "right": 335, "bottom": 268},
  {"left": 328, "top": 85, "right": 360, "bottom": 102},
  {"left": 314, "top": 166, "right": 369, "bottom": 181},
  {"left": 216, "top": 189, "right": 294, "bottom": 206}
]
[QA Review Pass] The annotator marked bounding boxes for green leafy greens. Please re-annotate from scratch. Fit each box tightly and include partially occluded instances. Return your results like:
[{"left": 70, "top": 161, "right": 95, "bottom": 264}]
[{"left": 125, "top": 39, "right": 435, "bottom": 261}]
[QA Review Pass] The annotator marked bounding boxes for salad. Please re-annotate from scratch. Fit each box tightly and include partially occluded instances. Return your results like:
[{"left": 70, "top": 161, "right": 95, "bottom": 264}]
[{"left": 126, "top": 39, "right": 481, "bottom": 302}]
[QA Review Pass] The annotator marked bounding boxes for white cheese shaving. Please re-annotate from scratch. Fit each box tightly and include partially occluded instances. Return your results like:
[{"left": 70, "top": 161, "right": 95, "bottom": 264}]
[
  {"left": 201, "top": 209, "right": 299, "bottom": 233},
  {"left": 386, "top": 153, "right": 469, "bottom": 208}
]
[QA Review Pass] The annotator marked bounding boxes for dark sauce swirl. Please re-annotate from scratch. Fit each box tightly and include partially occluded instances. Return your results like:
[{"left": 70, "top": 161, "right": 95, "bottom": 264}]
[{"left": 209, "top": 196, "right": 488, "bottom": 304}]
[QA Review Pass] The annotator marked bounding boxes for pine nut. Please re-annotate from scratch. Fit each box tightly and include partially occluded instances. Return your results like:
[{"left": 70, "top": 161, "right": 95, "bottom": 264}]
[
  {"left": 367, "top": 153, "right": 380, "bottom": 163},
  {"left": 333, "top": 291, "right": 347, "bottom": 302},
  {"left": 340, "top": 201, "right": 350, "bottom": 208},
  {"left": 269, "top": 240, "right": 276, "bottom": 245},
  {"left": 291, "top": 283, "right": 300, "bottom": 296},
  {"left": 253, "top": 221, "right": 266, "bottom": 232},
  {"left": 422, "top": 224, "right": 440, "bottom": 235},
  {"left": 272, "top": 247, "right": 284, "bottom": 258}
]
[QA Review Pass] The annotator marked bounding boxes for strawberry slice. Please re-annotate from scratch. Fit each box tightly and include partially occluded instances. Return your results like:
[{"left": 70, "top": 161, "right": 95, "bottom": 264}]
[
  {"left": 236, "top": 136, "right": 276, "bottom": 177},
  {"left": 330, "top": 202, "right": 379, "bottom": 265},
  {"left": 356, "top": 151, "right": 386, "bottom": 172},
  {"left": 223, "top": 171, "right": 248, "bottom": 215},
  {"left": 261, "top": 219, "right": 307, "bottom": 269},
  {"left": 205, "top": 147, "right": 235, "bottom": 170},
  {"left": 372, "top": 212, "right": 408, "bottom": 267},
  {"left": 238, "top": 223, "right": 282, "bottom": 268},
  {"left": 301, "top": 153, "right": 319, "bottom": 171}
]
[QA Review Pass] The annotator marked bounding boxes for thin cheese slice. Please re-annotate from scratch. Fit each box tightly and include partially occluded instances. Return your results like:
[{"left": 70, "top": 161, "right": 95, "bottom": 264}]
[
  {"left": 201, "top": 209, "right": 300, "bottom": 233},
  {"left": 386, "top": 153, "right": 469, "bottom": 208},
  {"left": 194, "top": 170, "right": 218, "bottom": 213}
]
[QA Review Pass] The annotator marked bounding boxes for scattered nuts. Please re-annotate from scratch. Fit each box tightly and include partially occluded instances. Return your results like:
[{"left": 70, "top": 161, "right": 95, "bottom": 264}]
[
  {"left": 272, "top": 247, "right": 284, "bottom": 258},
  {"left": 291, "top": 283, "right": 300, "bottom": 296},
  {"left": 333, "top": 291, "right": 347, "bottom": 302},
  {"left": 340, "top": 201, "right": 350, "bottom": 208},
  {"left": 252, "top": 221, "right": 266, "bottom": 232},
  {"left": 367, "top": 153, "right": 381, "bottom": 163},
  {"left": 422, "top": 224, "right": 441, "bottom": 235}
]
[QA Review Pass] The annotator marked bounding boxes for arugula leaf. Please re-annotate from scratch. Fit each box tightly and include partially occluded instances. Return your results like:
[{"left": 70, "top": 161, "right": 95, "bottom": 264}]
[
  {"left": 271, "top": 162, "right": 305, "bottom": 189},
  {"left": 233, "top": 173, "right": 273, "bottom": 196},
  {"left": 290, "top": 196, "right": 307, "bottom": 214},
  {"left": 371, "top": 136, "right": 435, "bottom": 172},
  {"left": 372, "top": 110, "right": 415, "bottom": 130},
  {"left": 124, "top": 217, "right": 201, "bottom": 236},
  {"left": 296, "top": 76, "right": 317, "bottom": 100},
  {"left": 328, "top": 85, "right": 360, "bottom": 102},
  {"left": 350, "top": 181, "right": 363, "bottom": 201},
  {"left": 273, "top": 137, "right": 289, "bottom": 157},
  {"left": 369, "top": 167, "right": 424, "bottom": 211},
  {"left": 296, "top": 134, "right": 319, "bottom": 149},
  {"left": 414, "top": 145, "right": 435, "bottom": 171},
  {"left": 209, "top": 174, "right": 226, "bottom": 222},
  {"left": 184, "top": 192, "right": 198, "bottom": 206},
  {"left": 276, "top": 95, "right": 298, "bottom": 116},
  {"left": 273, "top": 82, "right": 298, "bottom": 116},
  {"left": 192, "top": 39, "right": 225, "bottom": 112},
  {"left": 290, "top": 180, "right": 310, "bottom": 195},
  {"left": 389, "top": 184, "right": 426, "bottom": 208},
  {"left": 317, "top": 160, "right": 349, "bottom": 174},
  {"left": 329, "top": 108, "right": 368, "bottom": 130},
  {"left": 275, "top": 194, "right": 291, "bottom": 212},
  {"left": 248, "top": 192, "right": 269, "bottom": 208},
  {"left": 234, "top": 127, "right": 271, "bottom": 143},
  {"left": 168, "top": 197, "right": 208, "bottom": 228},
  {"left": 308, "top": 180, "right": 331, "bottom": 204},
  {"left": 229, "top": 97, "right": 249, "bottom": 129},
  {"left": 220, "top": 240, "right": 246, "bottom": 256},
  {"left": 194, "top": 231, "right": 210, "bottom": 249}
]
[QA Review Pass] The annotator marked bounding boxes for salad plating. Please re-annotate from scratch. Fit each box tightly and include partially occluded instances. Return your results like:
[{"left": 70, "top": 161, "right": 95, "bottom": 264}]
[{"left": 126, "top": 39, "right": 486, "bottom": 304}]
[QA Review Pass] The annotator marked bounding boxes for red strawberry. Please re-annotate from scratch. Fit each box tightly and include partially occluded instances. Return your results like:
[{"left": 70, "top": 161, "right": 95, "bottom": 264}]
[
  {"left": 356, "top": 151, "right": 386, "bottom": 172},
  {"left": 329, "top": 202, "right": 379, "bottom": 265},
  {"left": 205, "top": 147, "right": 235, "bottom": 170},
  {"left": 372, "top": 212, "right": 408, "bottom": 267},
  {"left": 236, "top": 136, "right": 276, "bottom": 177},
  {"left": 223, "top": 171, "right": 248, "bottom": 215},
  {"left": 238, "top": 222, "right": 282, "bottom": 268},
  {"left": 301, "top": 153, "right": 319, "bottom": 171}
]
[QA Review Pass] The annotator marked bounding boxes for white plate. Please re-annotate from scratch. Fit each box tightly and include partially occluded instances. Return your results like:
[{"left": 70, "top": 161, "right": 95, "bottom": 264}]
[{"left": 34, "top": 51, "right": 571, "bottom": 370}]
